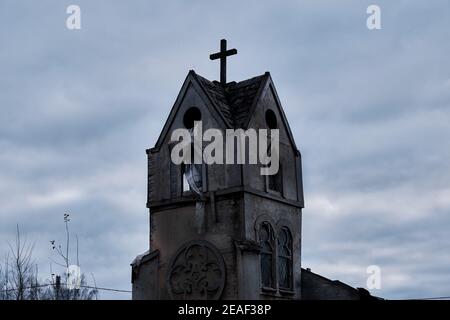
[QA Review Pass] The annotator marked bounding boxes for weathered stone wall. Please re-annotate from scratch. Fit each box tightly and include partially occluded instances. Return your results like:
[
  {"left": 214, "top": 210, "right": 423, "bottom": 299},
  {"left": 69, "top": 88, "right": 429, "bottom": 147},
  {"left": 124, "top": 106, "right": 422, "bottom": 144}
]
[
  {"left": 134, "top": 190, "right": 303, "bottom": 300},
  {"left": 148, "top": 194, "right": 244, "bottom": 299},
  {"left": 131, "top": 251, "right": 159, "bottom": 300},
  {"left": 241, "top": 193, "right": 302, "bottom": 300}
]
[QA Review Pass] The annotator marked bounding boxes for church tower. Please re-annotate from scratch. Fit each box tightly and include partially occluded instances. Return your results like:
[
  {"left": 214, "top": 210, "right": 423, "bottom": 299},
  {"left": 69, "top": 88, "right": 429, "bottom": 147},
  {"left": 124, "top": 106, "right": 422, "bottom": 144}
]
[{"left": 131, "top": 40, "right": 304, "bottom": 300}]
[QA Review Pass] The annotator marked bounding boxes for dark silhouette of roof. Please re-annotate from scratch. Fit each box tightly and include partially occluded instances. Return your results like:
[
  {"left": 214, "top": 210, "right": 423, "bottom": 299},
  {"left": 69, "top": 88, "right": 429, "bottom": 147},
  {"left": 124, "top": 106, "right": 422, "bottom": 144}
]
[
  {"left": 194, "top": 73, "right": 268, "bottom": 128},
  {"left": 153, "top": 70, "right": 299, "bottom": 153}
]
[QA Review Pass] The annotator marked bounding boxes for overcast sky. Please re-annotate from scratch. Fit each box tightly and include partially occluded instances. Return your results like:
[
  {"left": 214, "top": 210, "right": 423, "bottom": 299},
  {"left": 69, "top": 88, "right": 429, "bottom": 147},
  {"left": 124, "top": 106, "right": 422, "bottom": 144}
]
[{"left": 1, "top": 0, "right": 449, "bottom": 299}]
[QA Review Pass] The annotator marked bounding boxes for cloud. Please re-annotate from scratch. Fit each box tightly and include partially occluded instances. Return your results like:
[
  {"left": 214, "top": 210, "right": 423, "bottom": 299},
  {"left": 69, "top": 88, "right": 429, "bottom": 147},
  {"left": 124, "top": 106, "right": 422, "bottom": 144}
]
[
  {"left": 0, "top": 0, "right": 449, "bottom": 299},
  {"left": 27, "top": 189, "right": 83, "bottom": 208}
]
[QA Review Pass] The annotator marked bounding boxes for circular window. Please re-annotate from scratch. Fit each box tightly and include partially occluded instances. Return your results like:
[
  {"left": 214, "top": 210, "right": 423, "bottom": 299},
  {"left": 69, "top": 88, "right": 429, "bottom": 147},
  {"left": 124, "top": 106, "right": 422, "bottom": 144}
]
[
  {"left": 265, "top": 109, "right": 277, "bottom": 129},
  {"left": 167, "top": 240, "right": 226, "bottom": 300},
  {"left": 183, "top": 107, "right": 201, "bottom": 129}
]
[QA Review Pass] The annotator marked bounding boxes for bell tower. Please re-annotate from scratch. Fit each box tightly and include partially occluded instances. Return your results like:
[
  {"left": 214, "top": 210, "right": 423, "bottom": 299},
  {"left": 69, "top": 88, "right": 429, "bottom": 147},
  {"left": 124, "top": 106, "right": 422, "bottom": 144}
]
[{"left": 131, "top": 40, "right": 304, "bottom": 300}]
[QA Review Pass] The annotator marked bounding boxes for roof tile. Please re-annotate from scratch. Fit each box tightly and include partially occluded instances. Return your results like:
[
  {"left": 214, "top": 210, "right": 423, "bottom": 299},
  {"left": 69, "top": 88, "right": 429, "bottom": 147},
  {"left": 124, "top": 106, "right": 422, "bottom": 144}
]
[{"left": 194, "top": 73, "right": 267, "bottom": 128}]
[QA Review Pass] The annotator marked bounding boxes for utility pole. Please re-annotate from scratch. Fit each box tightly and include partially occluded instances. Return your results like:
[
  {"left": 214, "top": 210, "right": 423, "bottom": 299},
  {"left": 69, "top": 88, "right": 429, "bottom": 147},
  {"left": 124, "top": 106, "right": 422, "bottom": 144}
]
[{"left": 55, "top": 275, "right": 61, "bottom": 300}]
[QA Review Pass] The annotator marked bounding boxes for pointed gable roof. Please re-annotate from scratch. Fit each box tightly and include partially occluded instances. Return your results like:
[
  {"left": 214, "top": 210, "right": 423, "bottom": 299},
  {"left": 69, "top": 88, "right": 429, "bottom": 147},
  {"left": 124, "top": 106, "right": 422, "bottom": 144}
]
[
  {"left": 154, "top": 70, "right": 298, "bottom": 151},
  {"left": 194, "top": 72, "right": 268, "bottom": 128}
]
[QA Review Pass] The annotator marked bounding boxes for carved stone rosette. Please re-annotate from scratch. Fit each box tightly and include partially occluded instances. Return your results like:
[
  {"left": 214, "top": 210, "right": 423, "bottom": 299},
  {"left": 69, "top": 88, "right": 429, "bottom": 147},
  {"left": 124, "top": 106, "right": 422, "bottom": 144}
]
[{"left": 167, "top": 240, "right": 226, "bottom": 300}]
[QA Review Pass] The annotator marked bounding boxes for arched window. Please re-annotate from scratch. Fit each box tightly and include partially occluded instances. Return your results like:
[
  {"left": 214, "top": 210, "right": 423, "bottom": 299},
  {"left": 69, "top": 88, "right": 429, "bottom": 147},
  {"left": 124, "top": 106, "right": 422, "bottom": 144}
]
[
  {"left": 181, "top": 163, "right": 191, "bottom": 193},
  {"left": 268, "top": 164, "right": 282, "bottom": 193},
  {"left": 277, "top": 227, "right": 293, "bottom": 290},
  {"left": 183, "top": 107, "right": 201, "bottom": 129},
  {"left": 182, "top": 128, "right": 203, "bottom": 195},
  {"left": 259, "top": 222, "right": 275, "bottom": 289},
  {"left": 266, "top": 143, "right": 282, "bottom": 194}
]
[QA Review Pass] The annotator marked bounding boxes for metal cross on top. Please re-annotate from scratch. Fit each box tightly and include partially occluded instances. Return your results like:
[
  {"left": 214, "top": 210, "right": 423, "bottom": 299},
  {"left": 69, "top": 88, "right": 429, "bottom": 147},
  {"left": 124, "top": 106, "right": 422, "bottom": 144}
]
[{"left": 209, "top": 39, "right": 237, "bottom": 85}]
